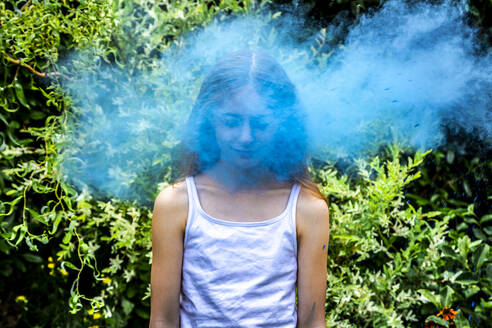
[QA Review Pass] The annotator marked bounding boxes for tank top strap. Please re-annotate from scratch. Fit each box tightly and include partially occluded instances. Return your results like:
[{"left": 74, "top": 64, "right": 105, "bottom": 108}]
[
  {"left": 184, "top": 176, "right": 199, "bottom": 245},
  {"left": 286, "top": 183, "right": 301, "bottom": 255},
  {"left": 185, "top": 176, "right": 200, "bottom": 208},
  {"left": 285, "top": 183, "right": 301, "bottom": 214}
]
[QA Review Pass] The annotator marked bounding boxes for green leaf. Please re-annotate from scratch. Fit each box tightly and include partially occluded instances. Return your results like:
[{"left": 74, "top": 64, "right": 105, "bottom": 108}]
[
  {"left": 126, "top": 285, "right": 137, "bottom": 298},
  {"left": 455, "top": 271, "right": 478, "bottom": 285},
  {"left": 28, "top": 208, "right": 49, "bottom": 225},
  {"left": 483, "top": 226, "right": 492, "bottom": 236},
  {"left": 29, "top": 110, "right": 46, "bottom": 120},
  {"left": 422, "top": 211, "right": 442, "bottom": 218},
  {"left": 473, "top": 227, "right": 487, "bottom": 241},
  {"left": 423, "top": 315, "right": 449, "bottom": 327},
  {"left": 473, "top": 244, "right": 490, "bottom": 271},
  {"left": 0, "top": 240, "right": 10, "bottom": 255},
  {"left": 463, "top": 216, "right": 478, "bottom": 225},
  {"left": 121, "top": 297, "right": 134, "bottom": 315},
  {"left": 62, "top": 261, "right": 79, "bottom": 271},
  {"left": 22, "top": 253, "right": 43, "bottom": 263},
  {"left": 418, "top": 289, "right": 440, "bottom": 307},
  {"left": 135, "top": 307, "right": 150, "bottom": 319},
  {"left": 453, "top": 309, "right": 471, "bottom": 327},
  {"left": 5, "top": 189, "right": 18, "bottom": 196},
  {"left": 446, "top": 150, "right": 455, "bottom": 164},
  {"left": 441, "top": 245, "right": 460, "bottom": 261},
  {"left": 51, "top": 212, "right": 63, "bottom": 234},
  {"left": 480, "top": 214, "right": 492, "bottom": 224},
  {"left": 1, "top": 196, "right": 23, "bottom": 216},
  {"left": 25, "top": 236, "right": 38, "bottom": 252},
  {"left": 463, "top": 284, "right": 480, "bottom": 298},
  {"left": 62, "top": 232, "right": 72, "bottom": 244},
  {"left": 456, "top": 222, "right": 468, "bottom": 231},
  {"left": 14, "top": 81, "right": 30, "bottom": 109},
  {"left": 440, "top": 285, "right": 454, "bottom": 307},
  {"left": 463, "top": 179, "right": 472, "bottom": 197},
  {"left": 272, "top": 11, "right": 282, "bottom": 19}
]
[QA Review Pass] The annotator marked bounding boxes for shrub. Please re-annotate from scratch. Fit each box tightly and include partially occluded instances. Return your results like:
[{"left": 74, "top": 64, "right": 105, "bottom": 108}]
[{"left": 1, "top": 0, "right": 490, "bottom": 327}]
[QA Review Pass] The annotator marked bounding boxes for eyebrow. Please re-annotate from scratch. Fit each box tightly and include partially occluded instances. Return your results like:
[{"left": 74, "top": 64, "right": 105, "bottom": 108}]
[{"left": 221, "top": 113, "right": 270, "bottom": 119}]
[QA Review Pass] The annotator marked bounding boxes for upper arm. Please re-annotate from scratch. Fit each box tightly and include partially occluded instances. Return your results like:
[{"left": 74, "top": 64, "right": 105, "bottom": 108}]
[
  {"left": 296, "top": 189, "right": 330, "bottom": 328},
  {"left": 149, "top": 181, "right": 188, "bottom": 327}
]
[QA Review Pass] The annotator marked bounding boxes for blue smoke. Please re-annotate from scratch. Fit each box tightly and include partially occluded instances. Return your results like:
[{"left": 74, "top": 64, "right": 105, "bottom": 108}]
[
  {"left": 297, "top": 0, "right": 491, "bottom": 159},
  {"left": 58, "top": 0, "right": 491, "bottom": 202}
]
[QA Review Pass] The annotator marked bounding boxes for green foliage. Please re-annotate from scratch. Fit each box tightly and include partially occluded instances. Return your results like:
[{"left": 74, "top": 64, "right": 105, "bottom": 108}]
[
  {"left": 1, "top": 3, "right": 117, "bottom": 325},
  {"left": 404, "top": 132, "right": 492, "bottom": 326},
  {"left": 1, "top": 0, "right": 491, "bottom": 327},
  {"left": 312, "top": 146, "right": 491, "bottom": 327}
]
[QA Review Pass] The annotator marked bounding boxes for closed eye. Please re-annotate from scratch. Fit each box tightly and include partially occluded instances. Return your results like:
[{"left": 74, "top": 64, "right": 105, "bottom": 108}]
[
  {"left": 251, "top": 118, "right": 269, "bottom": 130},
  {"left": 222, "top": 116, "right": 242, "bottom": 128}
]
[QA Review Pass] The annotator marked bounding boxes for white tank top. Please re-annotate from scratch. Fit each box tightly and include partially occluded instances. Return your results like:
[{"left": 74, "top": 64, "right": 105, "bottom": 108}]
[{"left": 179, "top": 176, "right": 301, "bottom": 327}]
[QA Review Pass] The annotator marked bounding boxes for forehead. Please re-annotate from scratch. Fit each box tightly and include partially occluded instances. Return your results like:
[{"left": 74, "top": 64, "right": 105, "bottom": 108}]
[{"left": 217, "top": 85, "right": 271, "bottom": 117}]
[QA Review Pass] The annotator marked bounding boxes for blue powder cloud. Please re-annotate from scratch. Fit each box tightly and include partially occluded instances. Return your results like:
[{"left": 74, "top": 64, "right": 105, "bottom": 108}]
[
  {"left": 58, "top": 0, "right": 491, "bottom": 202},
  {"left": 297, "top": 0, "right": 491, "bottom": 158}
]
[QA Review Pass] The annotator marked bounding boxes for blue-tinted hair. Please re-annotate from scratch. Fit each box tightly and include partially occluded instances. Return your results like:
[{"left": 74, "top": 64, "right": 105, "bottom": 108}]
[{"left": 177, "top": 49, "right": 316, "bottom": 189}]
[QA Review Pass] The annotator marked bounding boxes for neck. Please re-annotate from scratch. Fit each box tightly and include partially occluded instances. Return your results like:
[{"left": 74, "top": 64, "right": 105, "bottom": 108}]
[{"left": 202, "top": 161, "right": 286, "bottom": 194}]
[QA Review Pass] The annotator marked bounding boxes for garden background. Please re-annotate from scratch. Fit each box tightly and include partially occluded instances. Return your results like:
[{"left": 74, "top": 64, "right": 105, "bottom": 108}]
[{"left": 1, "top": 0, "right": 491, "bottom": 327}]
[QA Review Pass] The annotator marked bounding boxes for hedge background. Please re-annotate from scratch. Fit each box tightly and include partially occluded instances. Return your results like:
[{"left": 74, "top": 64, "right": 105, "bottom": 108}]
[{"left": 1, "top": 0, "right": 491, "bottom": 327}]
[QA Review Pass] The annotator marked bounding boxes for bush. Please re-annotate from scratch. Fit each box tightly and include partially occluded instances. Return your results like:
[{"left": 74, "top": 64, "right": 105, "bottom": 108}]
[
  {"left": 312, "top": 145, "right": 491, "bottom": 327},
  {"left": 1, "top": 0, "right": 490, "bottom": 327}
]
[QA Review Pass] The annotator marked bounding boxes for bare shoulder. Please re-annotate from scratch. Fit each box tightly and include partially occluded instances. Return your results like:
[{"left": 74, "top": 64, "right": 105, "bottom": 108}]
[
  {"left": 152, "top": 179, "right": 189, "bottom": 232},
  {"left": 150, "top": 180, "right": 188, "bottom": 324},
  {"left": 296, "top": 186, "right": 330, "bottom": 240}
]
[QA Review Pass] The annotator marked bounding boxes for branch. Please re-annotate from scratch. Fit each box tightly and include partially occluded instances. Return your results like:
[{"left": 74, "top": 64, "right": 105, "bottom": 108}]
[
  {"left": 20, "top": 0, "right": 32, "bottom": 12},
  {"left": 3, "top": 54, "right": 70, "bottom": 80}
]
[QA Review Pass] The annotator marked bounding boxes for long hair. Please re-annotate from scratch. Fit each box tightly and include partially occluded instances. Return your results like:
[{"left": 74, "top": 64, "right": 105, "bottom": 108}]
[{"left": 173, "top": 49, "right": 326, "bottom": 201}]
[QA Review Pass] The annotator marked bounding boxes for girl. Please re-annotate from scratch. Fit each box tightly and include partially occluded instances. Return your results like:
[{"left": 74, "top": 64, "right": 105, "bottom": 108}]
[{"left": 150, "top": 49, "right": 330, "bottom": 328}]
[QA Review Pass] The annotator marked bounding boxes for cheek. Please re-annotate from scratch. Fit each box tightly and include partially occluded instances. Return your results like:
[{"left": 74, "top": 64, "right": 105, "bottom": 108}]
[
  {"left": 258, "top": 124, "right": 278, "bottom": 141},
  {"left": 214, "top": 127, "right": 236, "bottom": 146},
  {"left": 255, "top": 128, "right": 277, "bottom": 151}
]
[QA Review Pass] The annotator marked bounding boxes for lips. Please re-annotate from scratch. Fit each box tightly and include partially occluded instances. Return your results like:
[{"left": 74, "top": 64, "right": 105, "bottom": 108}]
[{"left": 232, "top": 148, "right": 254, "bottom": 156}]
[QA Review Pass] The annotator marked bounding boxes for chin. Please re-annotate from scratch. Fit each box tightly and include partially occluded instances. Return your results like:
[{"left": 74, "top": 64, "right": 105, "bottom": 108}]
[{"left": 234, "top": 158, "right": 260, "bottom": 169}]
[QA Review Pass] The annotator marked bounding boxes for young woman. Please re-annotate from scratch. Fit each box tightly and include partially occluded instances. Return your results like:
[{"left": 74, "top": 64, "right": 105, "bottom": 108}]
[{"left": 150, "top": 49, "right": 330, "bottom": 328}]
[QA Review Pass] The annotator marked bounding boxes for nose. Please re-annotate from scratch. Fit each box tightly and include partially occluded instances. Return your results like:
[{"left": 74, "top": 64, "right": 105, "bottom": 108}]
[{"left": 238, "top": 121, "right": 254, "bottom": 145}]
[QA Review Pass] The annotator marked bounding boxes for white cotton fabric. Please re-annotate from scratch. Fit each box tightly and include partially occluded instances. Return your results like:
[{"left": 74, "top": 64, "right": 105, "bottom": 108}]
[{"left": 179, "top": 176, "right": 301, "bottom": 328}]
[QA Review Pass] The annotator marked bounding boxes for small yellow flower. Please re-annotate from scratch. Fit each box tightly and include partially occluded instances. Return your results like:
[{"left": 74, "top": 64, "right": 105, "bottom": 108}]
[
  {"left": 93, "top": 313, "right": 102, "bottom": 320},
  {"left": 102, "top": 277, "right": 111, "bottom": 284},
  {"left": 15, "top": 295, "right": 27, "bottom": 303},
  {"left": 88, "top": 326, "right": 99, "bottom": 328},
  {"left": 48, "top": 256, "right": 53, "bottom": 262},
  {"left": 88, "top": 308, "right": 94, "bottom": 315},
  {"left": 101, "top": 274, "right": 105, "bottom": 277},
  {"left": 58, "top": 268, "right": 68, "bottom": 276},
  {"left": 49, "top": 271, "right": 54, "bottom": 276},
  {"left": 47, "top": 263, "right": 55, "bottom": 269}
]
